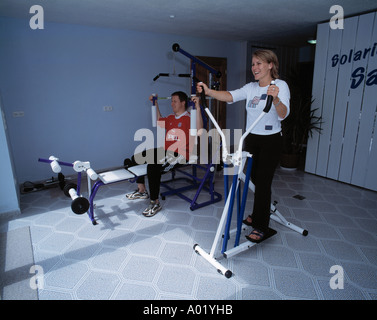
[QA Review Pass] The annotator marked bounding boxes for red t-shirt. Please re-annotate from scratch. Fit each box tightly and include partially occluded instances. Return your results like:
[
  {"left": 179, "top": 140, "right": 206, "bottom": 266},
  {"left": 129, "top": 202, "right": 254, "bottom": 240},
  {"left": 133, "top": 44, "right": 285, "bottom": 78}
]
[{"left": 158, "top": 111, "right": 191, "bottom": 160}]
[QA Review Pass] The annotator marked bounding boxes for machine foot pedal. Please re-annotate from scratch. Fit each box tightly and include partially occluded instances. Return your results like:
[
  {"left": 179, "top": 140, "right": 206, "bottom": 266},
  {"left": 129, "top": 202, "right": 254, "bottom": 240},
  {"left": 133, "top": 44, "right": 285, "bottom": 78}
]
[{"left": 245, "top": 228, "right": 277, "bottom": 244}]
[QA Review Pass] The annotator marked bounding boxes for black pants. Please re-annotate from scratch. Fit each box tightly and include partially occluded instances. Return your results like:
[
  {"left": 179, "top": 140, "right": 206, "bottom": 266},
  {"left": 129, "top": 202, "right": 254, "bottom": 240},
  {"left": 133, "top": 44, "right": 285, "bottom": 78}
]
[
  {"left": 244, "top": 132, "right": 282, "bottom": 233},
  {"left": 127, "top": 147, "right": 186, "bottom": 201}
]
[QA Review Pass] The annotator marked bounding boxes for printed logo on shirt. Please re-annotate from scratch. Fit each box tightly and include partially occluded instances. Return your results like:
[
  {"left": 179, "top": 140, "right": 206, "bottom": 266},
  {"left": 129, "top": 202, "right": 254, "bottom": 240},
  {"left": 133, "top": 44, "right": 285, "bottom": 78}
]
[
  {"left": 167, "top": 133, "right": 179, "bottom": 141},
  {"left": 249, "top": 94, "right": 267, "bottom": 109},
  {"left": 248, "top": 96, "right": 259, "bottom": 109},
  {"left": 166, "top": 128, "right": 180, "bottom": 142}
]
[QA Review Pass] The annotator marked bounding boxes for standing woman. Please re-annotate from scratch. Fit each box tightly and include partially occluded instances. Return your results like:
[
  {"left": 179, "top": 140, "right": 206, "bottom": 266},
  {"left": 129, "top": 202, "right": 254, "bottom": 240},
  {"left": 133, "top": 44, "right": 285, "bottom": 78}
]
[{"left": 197, "top": 49, "right": 290, "bottom": 242}]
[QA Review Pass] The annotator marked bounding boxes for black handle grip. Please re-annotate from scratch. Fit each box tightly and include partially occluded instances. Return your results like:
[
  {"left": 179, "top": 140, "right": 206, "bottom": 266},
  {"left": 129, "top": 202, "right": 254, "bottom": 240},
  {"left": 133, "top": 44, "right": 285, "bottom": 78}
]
[
  {"left": 264, "top": 95, "right": 273, "bottom": 113},
  {"left": 153, "top": 73, "right": 170, "bottom": 81},
  {"left": 200, "top": 86, "right": 207, "bottom": 109},
  {"left": 263, "top": 80, "right": 275, "bottom": 113}
]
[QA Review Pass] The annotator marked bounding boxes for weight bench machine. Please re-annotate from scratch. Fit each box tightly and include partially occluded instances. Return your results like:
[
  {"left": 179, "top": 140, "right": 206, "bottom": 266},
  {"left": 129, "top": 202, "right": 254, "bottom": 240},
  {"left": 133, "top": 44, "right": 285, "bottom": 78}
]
[
  {"left": 89, "top": 160, "right": 222, "bottom": 223},
  {"left": 39, "top": 156, "right": 222, "bottom": 225},
  {"left": 193, "top": 84, "right": 309, "bottom": 278}
]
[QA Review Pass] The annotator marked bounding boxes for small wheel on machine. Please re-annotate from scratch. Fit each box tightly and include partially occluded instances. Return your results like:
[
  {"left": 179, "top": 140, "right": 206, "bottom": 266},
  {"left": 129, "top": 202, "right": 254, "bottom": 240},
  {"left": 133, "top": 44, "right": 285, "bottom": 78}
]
[{"left": 71, "top": 197, "right": 90, "bottom": 215}]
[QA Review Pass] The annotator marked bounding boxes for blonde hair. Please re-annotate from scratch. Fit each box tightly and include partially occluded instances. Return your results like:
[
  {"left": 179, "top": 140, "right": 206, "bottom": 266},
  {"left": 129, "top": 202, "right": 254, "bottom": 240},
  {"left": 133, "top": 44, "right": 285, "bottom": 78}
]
[{"left": 253, "top": 49, "right": 279, "bottom": 79}]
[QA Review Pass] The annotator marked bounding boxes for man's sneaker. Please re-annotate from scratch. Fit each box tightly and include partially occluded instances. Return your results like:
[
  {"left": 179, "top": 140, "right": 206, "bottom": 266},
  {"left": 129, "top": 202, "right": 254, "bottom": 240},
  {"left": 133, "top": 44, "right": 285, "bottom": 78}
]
[
  {"left": 142, "top": 200, "right": 162, "bottom": 217},
  {"left": 126, "top": 189, "right": 149, "bottom": 200}
]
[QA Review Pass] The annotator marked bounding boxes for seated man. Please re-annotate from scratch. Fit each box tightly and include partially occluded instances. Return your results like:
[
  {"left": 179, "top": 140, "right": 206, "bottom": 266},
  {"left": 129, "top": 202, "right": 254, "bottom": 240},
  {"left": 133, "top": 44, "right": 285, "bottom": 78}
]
[{"left": 125, "top": 91, "right": 203, "bottom": 217}]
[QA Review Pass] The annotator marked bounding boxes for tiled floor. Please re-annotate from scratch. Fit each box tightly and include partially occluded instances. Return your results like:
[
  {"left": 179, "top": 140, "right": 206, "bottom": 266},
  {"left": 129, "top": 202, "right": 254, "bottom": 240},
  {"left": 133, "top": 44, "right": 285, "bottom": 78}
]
[{"left": 1, "top": 166, "right": 377, "bottom": 300}]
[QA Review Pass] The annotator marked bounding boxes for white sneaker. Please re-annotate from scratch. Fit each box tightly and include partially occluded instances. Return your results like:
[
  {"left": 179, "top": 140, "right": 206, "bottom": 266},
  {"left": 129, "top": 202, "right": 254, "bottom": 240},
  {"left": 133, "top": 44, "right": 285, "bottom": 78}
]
[
  {"left": 142, "top": 200, "right": 162, "bottom": 217},
  {"left": 126, "top": 189, "right": 149, "bottom": 200}
]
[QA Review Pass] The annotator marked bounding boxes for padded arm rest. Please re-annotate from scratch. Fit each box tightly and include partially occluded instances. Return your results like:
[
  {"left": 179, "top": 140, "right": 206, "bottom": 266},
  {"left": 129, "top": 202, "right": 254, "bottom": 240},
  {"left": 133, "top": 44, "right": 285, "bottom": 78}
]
[
  {"left": 127, "top": 164, "right": 147, "bottom": 177},
  {"left": 98, "top": 169, "right": 136, "bottom": 184},
  {"left": 97, "top": 164, "right": 148, "bottom": 184}
]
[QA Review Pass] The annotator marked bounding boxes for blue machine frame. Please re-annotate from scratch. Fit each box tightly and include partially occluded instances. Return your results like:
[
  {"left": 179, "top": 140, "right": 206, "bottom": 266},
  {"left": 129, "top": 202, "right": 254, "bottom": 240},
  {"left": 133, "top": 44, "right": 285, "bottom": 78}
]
[
  {"left": 160, "top": 163, "right": 222, "bottom": 211},
  {"left": 154, "top": 43, "right": 224, "bottom": 209}
]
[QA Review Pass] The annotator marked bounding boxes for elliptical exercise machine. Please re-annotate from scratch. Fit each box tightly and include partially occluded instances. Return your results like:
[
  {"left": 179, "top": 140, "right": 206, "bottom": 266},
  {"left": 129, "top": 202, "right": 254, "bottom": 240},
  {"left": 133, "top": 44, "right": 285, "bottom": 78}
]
[{"left": 193, "top": 83, "right": 308, "bottom": 278}]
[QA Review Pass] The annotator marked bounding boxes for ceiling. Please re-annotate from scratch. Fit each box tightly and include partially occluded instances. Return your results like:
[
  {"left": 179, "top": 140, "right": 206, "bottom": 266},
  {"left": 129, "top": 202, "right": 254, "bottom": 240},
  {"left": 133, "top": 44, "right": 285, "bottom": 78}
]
[{"left": 1, "top": 0, "right": 377, "bottom": 47}]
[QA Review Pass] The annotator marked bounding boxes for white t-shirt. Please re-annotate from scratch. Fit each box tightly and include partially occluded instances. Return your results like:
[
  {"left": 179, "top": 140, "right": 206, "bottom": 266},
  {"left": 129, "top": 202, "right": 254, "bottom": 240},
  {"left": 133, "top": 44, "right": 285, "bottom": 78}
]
[{"left": 228, "top": 79, "right": 290, "bottom": 135}]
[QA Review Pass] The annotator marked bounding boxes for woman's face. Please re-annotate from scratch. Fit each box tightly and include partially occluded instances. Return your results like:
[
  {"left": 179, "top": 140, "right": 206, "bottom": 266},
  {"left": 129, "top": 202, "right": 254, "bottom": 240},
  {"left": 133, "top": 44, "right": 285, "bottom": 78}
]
[{"left": 251, "top": 56, "right": 272, "bottom": 83}]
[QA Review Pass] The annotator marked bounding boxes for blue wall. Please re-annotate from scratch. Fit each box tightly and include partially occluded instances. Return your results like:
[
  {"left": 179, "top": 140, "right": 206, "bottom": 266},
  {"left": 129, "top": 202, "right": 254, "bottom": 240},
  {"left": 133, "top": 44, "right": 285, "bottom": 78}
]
[{"left": 0, "top": 17, "right": 246, "bottom": 184}]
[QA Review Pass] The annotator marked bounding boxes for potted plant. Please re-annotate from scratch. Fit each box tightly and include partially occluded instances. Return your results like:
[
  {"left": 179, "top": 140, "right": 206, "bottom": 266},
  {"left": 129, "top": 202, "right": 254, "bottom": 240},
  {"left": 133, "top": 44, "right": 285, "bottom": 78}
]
[{"left": 280, "top": 68, "right": 323, "bottom": 169}]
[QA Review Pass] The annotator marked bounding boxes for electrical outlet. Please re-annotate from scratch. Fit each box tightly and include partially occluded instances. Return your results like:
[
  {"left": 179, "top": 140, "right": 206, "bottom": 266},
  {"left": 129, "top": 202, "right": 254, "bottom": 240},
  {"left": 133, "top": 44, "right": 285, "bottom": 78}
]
[
  {"left": 103, "top": 106, "right": 113, "bottom": 111},
  {"left": 13, "top": 111, "right": 24, "bottom": 117}
]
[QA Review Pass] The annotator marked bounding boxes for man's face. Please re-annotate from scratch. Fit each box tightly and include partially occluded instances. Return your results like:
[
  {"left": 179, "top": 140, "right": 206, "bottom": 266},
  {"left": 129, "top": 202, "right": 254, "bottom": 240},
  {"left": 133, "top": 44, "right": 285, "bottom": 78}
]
[{"left": 171, "top": 95, "right": 186, "bottom": 115}]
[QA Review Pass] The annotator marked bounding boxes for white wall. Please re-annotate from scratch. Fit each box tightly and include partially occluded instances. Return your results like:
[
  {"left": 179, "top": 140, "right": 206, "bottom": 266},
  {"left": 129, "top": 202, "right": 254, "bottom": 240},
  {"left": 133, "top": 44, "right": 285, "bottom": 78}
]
[
  {"left": 305, "top": 11, "right": 377, "bottom": 191},
  {"left": 0, "top": 91, "right": 20, "bottom": 216}
]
